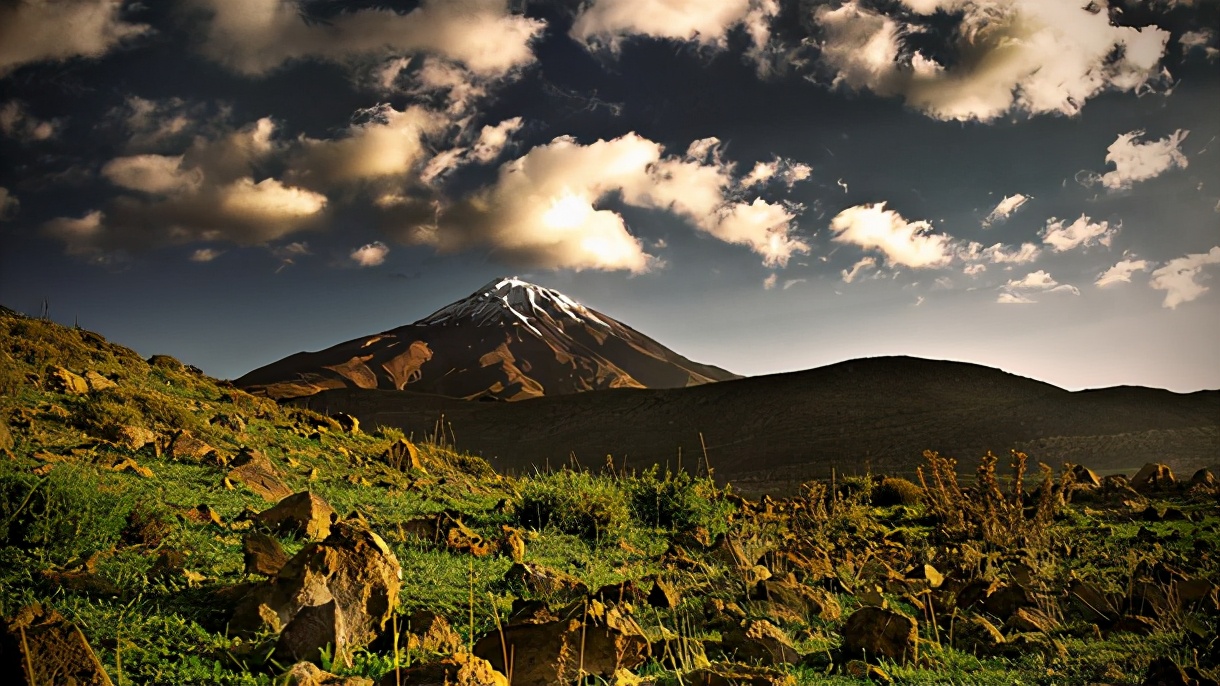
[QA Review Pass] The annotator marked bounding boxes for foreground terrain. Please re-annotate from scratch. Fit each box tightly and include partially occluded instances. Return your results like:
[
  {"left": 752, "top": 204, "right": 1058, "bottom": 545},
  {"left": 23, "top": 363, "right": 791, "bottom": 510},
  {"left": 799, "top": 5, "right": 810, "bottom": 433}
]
[{"left": 0, "top": 308, "right": 1217, "bottom": 685}]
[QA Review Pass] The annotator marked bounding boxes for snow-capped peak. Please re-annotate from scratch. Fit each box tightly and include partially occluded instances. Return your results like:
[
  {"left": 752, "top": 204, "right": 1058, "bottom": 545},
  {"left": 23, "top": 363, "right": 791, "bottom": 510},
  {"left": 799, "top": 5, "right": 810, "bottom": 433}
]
[{"left": 415, "top": 277, "right": 608, "bottom": 335}]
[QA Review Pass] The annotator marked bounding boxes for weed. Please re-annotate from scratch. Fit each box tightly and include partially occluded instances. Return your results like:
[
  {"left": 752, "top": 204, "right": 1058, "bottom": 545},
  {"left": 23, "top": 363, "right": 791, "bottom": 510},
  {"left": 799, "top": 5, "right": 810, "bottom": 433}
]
[{"left": 517, "top": 469, "right": 630, "bottom": 542}]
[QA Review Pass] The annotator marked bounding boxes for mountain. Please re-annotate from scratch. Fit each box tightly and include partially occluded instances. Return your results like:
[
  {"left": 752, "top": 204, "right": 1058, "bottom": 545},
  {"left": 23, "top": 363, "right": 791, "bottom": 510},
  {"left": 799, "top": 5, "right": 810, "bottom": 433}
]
[
  {"left": 291, "top": 356, "right": 1220, "bottom": 494},
  {"left": 237, "top": 277, "right": 739, "bottom": 401}
]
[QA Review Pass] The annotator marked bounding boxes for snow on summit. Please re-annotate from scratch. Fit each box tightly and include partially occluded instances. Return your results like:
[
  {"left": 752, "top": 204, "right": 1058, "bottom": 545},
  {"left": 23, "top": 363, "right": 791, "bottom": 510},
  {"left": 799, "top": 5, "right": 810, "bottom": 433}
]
[{"left": 417, "top": 277, "right": 609, "bottom": 334}]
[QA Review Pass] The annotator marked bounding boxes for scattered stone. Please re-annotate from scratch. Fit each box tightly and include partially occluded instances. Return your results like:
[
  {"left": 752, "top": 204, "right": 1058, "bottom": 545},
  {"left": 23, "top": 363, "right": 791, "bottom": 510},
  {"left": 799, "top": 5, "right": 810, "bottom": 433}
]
[
  {"left": 498, "top": 525, "right": 526, "bottom": 562},
  {"left": 718, "top": 619, "right": 800, "bottom": 665},
  {"left": 41, "top": 557, "right": 122, "bottom": 596},
  {"left": 47, "top": 367, "right": 89, "bottom": 395},
  {"left": 82, "top": 370, "right": 116, "bottom": 392},
  {"left": 106, "top": 457, "right": 154, "bottom": 478},
  {"left": 708, "top": 534, "right": 751, "bottom": 570},
  {"left": 1127, "top": 581, "right": 1173, "bottom": 619},
  {"left": 243, "top": 532, "right": 289, "bottom": 577},
  {"left": 231, "top": 522, "right": 402, "bottom": 666},
  {"left": 381, "top": 439, "right": 424, "bottom": 471},
  {"left": 211, "top": 413, "right": 247, "bottom": 434},
  {"left": 751, "top": 579, "right": 841, "bottom": 621},
  {"left": 381, "top": 653, "right": 506, "bottom": 686},
  {"left": 1110, "top": 615, "right": 1157, "bottom": 636},
  {"left": 503, "top": 563, "right": 588, "bottom": 600},
  {"left": 648, "top": 577, "right": 681, "bottom": 609},
  {"left": 257, "top": 491, "right": 336, "bottom": 540},
  {"left": 1141, "top": 656, "right": 1216, "bottom": 686},
  {"left": 686, "top": 666, "right": 796, "bottom": 686},
  {"left": 1, "top": 603, "right": 114, "bottom": 686},
  {"left": 228, "top": 448, "right": 293, "bottom": 502},
  {"left": 110, "top": 425, "right": 157, "bottom": 452},
  {"left": 745, "top": 564, "right": 773, "bottom": 585},
  {"left": 1069, "top": 580, "right": 1120, "bottom": 624},
  {"left": 1188, "top": 469, "right": 1217, "bottom": 494},
  {"left": 444, "top": 516, "right": 494, "bottom": 557},
  {"left": 841, "top": 606, "right": 918, "bottom": 664},
  {"left": 845, "top": 659, "right": 893, "bottom": 683},
  {"left": 179, "top": 503, "right": 224, "bottom": 527},
  {"left": 1070, "top": 464, "right": 1102, "bottom": 489},
  {"left": 1004, "top": 607, "right": 1057, "bottom": 634},
  {"left": 1131, "top": 463, "right": 1177, "bottom": 492},
  {"left": 954, "top": 616, "right": 1005, "bottom": 655},
  {"left": 149, "top": 550, "right": 206, "bottom": 585},
  {"left": 906, "top": 563, "right": 945, "bottom": 589},
  {"left": 331, "top": 413, "right": 359, "bottom": 434},
  {"left": 982, "top": 583, "right": 1037, "bottom": 620},
  {"left": 169, "top": 430, "right": 218, "bottom": 462},
  {"left": 594, "top": 580, "right": 645, "bottom": 605},
  {"left": 0, "top": 417, "right": 12, "bottom": 452},
  {"left": 370, "top": 610, "right": 463, "bottom": 655},
  {"left": 283, "top": 661, "right": 373, "bottom": 686}
]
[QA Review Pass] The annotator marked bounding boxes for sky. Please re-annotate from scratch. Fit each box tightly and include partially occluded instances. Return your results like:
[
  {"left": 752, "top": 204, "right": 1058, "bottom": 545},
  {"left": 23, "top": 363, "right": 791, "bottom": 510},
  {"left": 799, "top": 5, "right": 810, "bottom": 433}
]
[{"left": 1, "top": 0, "right": 1218, "bottom": 392}]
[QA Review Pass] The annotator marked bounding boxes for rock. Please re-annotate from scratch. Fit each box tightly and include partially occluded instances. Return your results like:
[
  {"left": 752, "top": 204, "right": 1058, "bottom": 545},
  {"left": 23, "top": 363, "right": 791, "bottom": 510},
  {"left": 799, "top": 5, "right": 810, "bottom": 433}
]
[
  {"left": 444, "top": 516, "right": 494, "bottom": 557},
  {"left": 231, "top": 522, "right": 401, "bottom": 666},
  {"left": 47, "top": 367, "right": 89, "bottom": 395},
  {"left": 257, "top": 491, "right": 336, "bottom": 540},
  {"left": 1110, "top": 615, "right": 1157, "bottom": 635},
  {"left": 718, "top": 619, "right": 800, "bottom": 664},
  {"left": 381, "top": 653, "right": 507, "bottom": 686},
  {"left": 331, "top": 413, "right": 359, "bottom": 434},
  {"left": 149, "top": 550, "right": 206, "bottom": 585},
  {"left": 0, "top": 417, "right": 12, "bottom": 451},
  {"left": 708, "top": 534, "right": 751, "bottom": 569},
  {"left": 907, "top": 563, "right": 945, "bottom": 589},
  {"left": 686, "top": 666, "right": 796, "bottom": 686},
  {"left": 1004, "top": 607, "right": 1056, "bottom": 634},
  {"left": 841, "top": 606, "right": 918, "bottom": 664},
  {"left": 40, "top": 554, "right": 122, "bottom": 596},
  {"left": 180, "top": 503, "right": 225, "bottom": 527},
  {"left": 1131, "top": 463, "right": 1177, "bottom": 492},
  {"left": 594, "top": 580, "right": 645, "bottom": 605},
  {"left": 845, "top": 660, "right": 893, "bottom": 683},
  {"left": 243, "top": 532, "right": 289, "bottom": 577},
  {"left": 1141, "top": 657, "right": 1198, "bottom": 686},
  {"left": 472, "top": 601, "right": 649, "bottom": 686},
  {"left": 210, "top": 413, "right": 247, "bottom": 434},
  {"left": 228, "top": 448, "right": 293, "bottom": 502},
  {"left": 745, "top": 564, "right": 773, "bottom": 585},
  {"left": 1127, "top": 581, "right": 1173, "bottom": 619},
  {"left": 1070, "top": 464, "right": 1102, "bottom": 489},
  {"left": 954, "top": 615, "right": 1005, "bottom": 655},
  {"left": 503, "top": 562, "right": 588, "bottom": 600},
  {"left": 982, "top": 583, "right": 1037, "bottom": 620},
  {"left": 82, "top": 370, "right": 116, "bottom": 392},
  {"left": 283, "top": 661, "right": 373, "bottom": 685},
  {"left": 751, "top": 579, "right": 841, "bottom": 621},
  {"left": 648, "top": 577, "right": 681, "bottom": 609},
  {"left": 1, "top": 603, "right": 113, "bottom": 685},
  {"left": 381, "top": 439, "right": 424, "bottom": 471},
  {"left": 1188, "top": 469, "right": 1218, "bottom": 494},
  {"left": 111, "top": 425, "right": 157, "bottom": 452},
  {"left": 498, "top": 526, "right": 526, "bottom": 562},
  {"left": 1177, "top": 578, "right": 1220, "bottom": 613},
  {"left": 1069, "top": 580, "right": 1120, "bottom": 624},
  {"left": 106, "top": 458, "right": 154, "bottom": 478},
  {"left": 371, "top": 610, "right": 463, "bottom": 655},
  {"left": 169, "top": 430, "right": 218, "bottom": 462}
]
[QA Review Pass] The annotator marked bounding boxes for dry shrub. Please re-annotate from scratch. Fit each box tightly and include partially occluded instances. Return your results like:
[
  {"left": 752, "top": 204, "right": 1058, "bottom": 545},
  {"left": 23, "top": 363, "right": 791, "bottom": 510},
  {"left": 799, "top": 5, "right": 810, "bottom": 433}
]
[{"left": 871, "top": 477, "right": 923, "bottom": 507}]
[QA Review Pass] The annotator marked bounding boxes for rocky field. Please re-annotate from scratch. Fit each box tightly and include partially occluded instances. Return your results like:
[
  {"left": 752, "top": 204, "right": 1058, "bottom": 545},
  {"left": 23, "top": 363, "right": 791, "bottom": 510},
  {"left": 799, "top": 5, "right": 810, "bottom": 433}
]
[{"left": 0, "top": 308, "right": 1217, "bottom": 685}]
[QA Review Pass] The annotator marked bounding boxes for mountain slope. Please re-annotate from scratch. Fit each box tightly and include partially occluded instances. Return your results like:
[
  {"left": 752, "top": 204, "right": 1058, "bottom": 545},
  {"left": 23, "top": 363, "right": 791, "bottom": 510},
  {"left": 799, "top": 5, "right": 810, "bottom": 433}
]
[
  {"left": 237, "top": 277, "right": 738, "bottom": 401},
  {"left": 292, "top": 356, "right": 1220, "bottom": 493}
]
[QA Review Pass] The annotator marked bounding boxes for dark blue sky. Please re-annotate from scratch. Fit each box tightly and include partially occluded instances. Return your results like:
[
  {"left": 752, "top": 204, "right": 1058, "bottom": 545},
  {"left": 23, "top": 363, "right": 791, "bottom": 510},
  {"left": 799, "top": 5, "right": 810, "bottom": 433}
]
[{"left": 1, "top": 0, "right": 1218, "bottom": 391}]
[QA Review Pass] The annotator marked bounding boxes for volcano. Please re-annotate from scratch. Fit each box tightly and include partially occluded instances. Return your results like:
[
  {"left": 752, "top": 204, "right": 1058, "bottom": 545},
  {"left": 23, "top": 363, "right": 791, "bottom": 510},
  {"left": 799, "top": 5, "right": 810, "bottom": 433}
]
[{"left": 236, "top": 277, "right": 739, "bottom": 400}]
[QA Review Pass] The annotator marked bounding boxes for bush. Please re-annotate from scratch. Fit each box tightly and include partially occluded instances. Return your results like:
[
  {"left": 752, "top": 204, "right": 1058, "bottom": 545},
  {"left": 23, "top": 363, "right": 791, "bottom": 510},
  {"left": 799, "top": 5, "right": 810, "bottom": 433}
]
[
  {"left": 73, "top": 386, "right": 197, "bottom": 433},
  {"left": 627, "top": 467, "right": 734, "bottom": 535},
  {"left": 871, "top": 477, "right": 924, "bottom": 507},
  {"left": 518, "top": 470, "right": 630, "bottom": 541},
  {"left": 0, "top": 465, "right": 137, "bottom": 561}
]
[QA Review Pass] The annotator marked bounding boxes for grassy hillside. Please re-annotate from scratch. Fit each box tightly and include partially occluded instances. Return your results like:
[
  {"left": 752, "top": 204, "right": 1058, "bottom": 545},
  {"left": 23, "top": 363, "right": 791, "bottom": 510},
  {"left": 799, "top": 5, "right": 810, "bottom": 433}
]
[{"left": 0, "top": 308, "right": 1217, "bottom": 685}]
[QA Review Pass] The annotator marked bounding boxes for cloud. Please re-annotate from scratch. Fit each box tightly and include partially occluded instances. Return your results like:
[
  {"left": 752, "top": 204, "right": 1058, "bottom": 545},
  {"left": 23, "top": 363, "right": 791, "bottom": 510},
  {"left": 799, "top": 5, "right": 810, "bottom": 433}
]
[
  {"left": 1149, "top": 246, "right": 1220, "bottom": 308},
  {"left": 783, "top": 278, "right": 806, "bottom": 290},
  {"left": 0, "top": 101, "right": 58, "bottom": 142},
  {"left": 1040, "top": 214, "right": 1117, "bottom": 252},
  {"left": 958, "top": 240, "right": 1041, "bottom": 265},
  {"left": 571, "top": 0, "right": 777, "bottom": 53},
  {"left": 44, "top": 118, "right": 328, "bottom": 259},
  {"left": 999, "top": 268, "right": 1079, "bottom": 302},
  {"left": 841, "top": 256, "right": 876, "bottom": 283},
  {"left": 997, "top": 291, "right": 1035, "bottom": 304},
  {"left": 470, "top": 117, "right": 524, "bottom": 164},
  {"left": 189, "top": 248, "right": 224, "bottom": 262},
  {"left": 291, "top": 104, "right": 445, "bottom": 190},
  {"left": 108, "top": 96, "right": 202, "bottom": 152},
  {"left": 1179, "top": 29, "right": 1218, "bottom": 60},
  {"left": 813, "top": 0, "right": 1170, "bottom": 122},
  {"left": 0, "top": 187, "right": 17, "bottom": 220},
  {"left": 828, "top": 203, "right": 954, "bottom": 268},
  {"left": 1095, "top": 258, "right": 1151, "bottom": 287},
  {"left": 350, "top": 241, "right": 390, "bottom": 267},
  {"left": 741, "top": 158, "right": 813, "bottom": 189},
  {"left": 0, "top": 0, "right": 149, "bottom": 75},
  {"left": 983, "top": 193, "right": 1029, "bottom": 226},
  {"left": 1100, "top": 129, "right": 1190, "bottom": 190},
  {"left": 964, "top": 263, "right": 986, "bottom": 276},
  {"left": 391, "top": 132, "right": 808, "bottom": 272},
  {"left": 190, "top": 0, "right": 544, "bottom": 78},
  {"left": 763, "top": 272, "right": 777, "bottom": 290}
]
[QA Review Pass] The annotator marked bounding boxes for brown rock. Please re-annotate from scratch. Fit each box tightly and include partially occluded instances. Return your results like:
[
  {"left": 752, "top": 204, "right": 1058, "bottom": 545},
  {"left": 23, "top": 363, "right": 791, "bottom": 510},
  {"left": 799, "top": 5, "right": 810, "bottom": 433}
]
[
  {"left": 718, "top": 619, "right": 800, "bottom": 664},
  {"left": 381, "top": 438, "right": 424, "bottom": 471},
  {"left": 1069, "top": 580, "right": 1120, "bottom": 624},
  {"left": 503, "top": 562, "right": 588, "bottom": 600},
  {"left": 231, "top": 522, "right": 401, "bottom": 666},
  {"left": 257, "top": 491, "right": 336, "bottom": 540},
  {"left": 498, "top": 525, "right": 526, "bottom": 562},
  {"left": 982, "top": 583, "right": 1037, "bottom": 620},
  {"left": 708, "top": 534, "right": 751, "bottom": 569},
  {"left": 0, "top": 417, "right": 12, "bottom": 451},
  {"left": 1188, "top": 468, "right": 1218, "bottom": 493},
  {"left": 841, "top": 606, "right": 918, "bottom": 663},
  {"left": 47, "top": 367, "right": 89, "bottom": 395},
  {"left": 1004, "top": 607, "right": 1056, "bottom": 634},
  {"left": 1131, "top": 463, "right": 1177, "bottom": 492},
  {"left": 283, "top": 661, "right": 373, "bottom": 685},
  {"left": 371, "top": 610, "right": 464, "bottom": 655},
  {"left": 845, "top": 660, "right": 893, "bottom": 683},
  {"left": 243, "top": 532, "right": 289, "bottom": 576},
  {"left": 1, "top": 603, "right": 113, "bottom": 686},
  {"left": 594, "top": 580, "right": 645, "bottom": 605},
  {"left": 686, "top": 667, "right": 797, "bottom": 686},
  {"left": 444, "top": 516, "right": 494, "bottom": 557},
  {"left": 1142, "top": 657, "right": 1193, "bottom": 686},
  {"left": 648, "top": 577, "right": 681, "bottom": 609},
  {"left": 1110, "top": 615, "right": 1157, "bottom": 636},
  {"left": 1070, "top": 464, "right": 1103, "bottom": 489},
  {"left": 111, "top": 425, "right": 157, "bottom": 452},
  {"left": 954, "top": 615, "right": 1005, "bottom": 655},
  {"left": 651, "top": 636, "right": 710, "bottom": 671},
  {"left": 210, "top": 413, "right": 247, "bottom": 434},
  {"left": 331, "top": 413, "right": 360, "bottom": 434},
  {"left": 1127, "top": 581, "right": 1173, "bottom": 619},
  {"left": 82, "top": 371, "right": 116, "bottom": 392},
  {"left": 228, "top": 448, "right": 293, "bottom": 502},
  {"left": 751, "top": 579, "right": 841, "bottom": 621},
  {"left": 180, "top": 503, "right": 225, "bottom": 527},
  {"left": 169, "top": 430, "right": 218, "bottom": 462},
  {"left": 381, "top": 653, "right": 507, "bottom": 686}
]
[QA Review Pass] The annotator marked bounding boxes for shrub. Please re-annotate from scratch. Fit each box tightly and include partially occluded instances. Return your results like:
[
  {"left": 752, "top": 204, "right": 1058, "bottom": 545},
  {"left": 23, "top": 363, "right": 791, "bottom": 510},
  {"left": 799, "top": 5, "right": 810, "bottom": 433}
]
[
  {"left": 0, "top": 465, "right": 137, "bottom": 561},
  {"left": 627, "top": 467, "right": 734, "bottom": 536},
  {"left": 871, "top": 477, "right": 924, "bottom": 507},
  {"left": 517, "top": 469, "right": 630, "bottom": 541},
  {"left": 73, "top": 386, "right": 197, "bottom": 434}
]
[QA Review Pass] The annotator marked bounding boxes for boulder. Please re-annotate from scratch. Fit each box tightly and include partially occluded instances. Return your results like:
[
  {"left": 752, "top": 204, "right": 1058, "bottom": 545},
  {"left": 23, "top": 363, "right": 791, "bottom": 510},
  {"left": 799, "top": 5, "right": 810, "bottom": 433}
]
[
  {"left": 1141, "top": 656, "right": 1216, "bottom": 686},
  {"left": 228, "top": 448, "right": 293, "bottom": 501},
  {"left": 111, "top": 425, "right": 157, "bottom": 452},
  {"left": 1188, "top": 469, "right": 1218, "bottom": 493},
  {"left": 283, "top": 661, "right": 373, "bottom": 686},
  {"left": 243, "top": 532, "right": 289, "bottom": 577},
  {"left": 82, "top": 371, "right": 116, "bottom": 392},
  {"left": 503, "top": 562, "right": 587, "bottom": 600},
  {"left": 444, "top": 517, "right": 494, "bottom": 557},
  {"left": 0, "top": 417, "right": 12, "bottom": 452},
  {"left": 381, "top": 439, "right": 424, "bottom": 471},
  {"left": 386, "top": 610, "right": 463, "bottom": 655},
  {"left": 717, "top": 619, "right": 800, "bottom": 664},
  {"left": 1131, "top": 463, "right": 1176, "bottom": 492},
  {"left": 231, "top": 522, "right": 401, "bottom": 666},
  {"left": 982, "top": 583, "right": 1037, "bottom": 620},
  {"left": 169, "top": 430, "right": 218, "bottom": 462},
  {"left": 1004, "top": 607, "right": 1056, "bottom": 634},
  {"left": 257, "top": 491, "right": 336, "bottom": 540},
  {"left": 648, "top": 577, "right": 681, "bottom": 609},
  {"left": 954, "top": 615, "right": 1005, "bottom": 655},
  {"left": 210, "top": 413, "right": 247, "bottom": 434},
  {"left": 498, "top": 526, "right": 526, "bottom": 562},
  {"left": 750, "top": 579, "right": 841, "bottom": 621},
  {"left": 331, "top": 413, "right": 360, "bottom": 434},
  {"left": 841, "top": 606, "right": 918, "bottom": 664},
  {"left": 1070, "top": 464, "right": 1102, "bottom": 490},
  {"left": 47, "top": 367, "right": 89, "bottom": 395},
  {"left": 1069, "top": 580, "right": 1120, "bottom": 624},
  {"left": 379, "top": 653, "right": 506, "bottom": 686},
  {"left": 1, "top": 603, "right": 113, "bottom": 686}
]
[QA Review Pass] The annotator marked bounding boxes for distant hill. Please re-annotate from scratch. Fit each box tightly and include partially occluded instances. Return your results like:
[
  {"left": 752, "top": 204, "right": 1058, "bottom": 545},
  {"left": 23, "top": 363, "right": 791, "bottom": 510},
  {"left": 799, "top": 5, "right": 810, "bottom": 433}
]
[
  {"left": 238, "top": 277, "right": 739, "bottom": 401},
  {"left": 293, "top": 356, "right": 1220, "bottom": 493}
]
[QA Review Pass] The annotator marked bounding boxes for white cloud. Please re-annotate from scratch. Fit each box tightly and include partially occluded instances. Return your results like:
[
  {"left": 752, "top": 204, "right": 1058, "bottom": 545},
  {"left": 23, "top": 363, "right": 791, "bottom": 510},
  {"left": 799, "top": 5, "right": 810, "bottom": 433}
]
[
  {"left": 1100, "top": 129, "right": 1190, "bottom": 190},
  {"left": 109, "top": 96, "right": 200, "bottom": 152},
  {"left": 350, "top": 241, "right": 390, "bottom": 267},
  {"left": 1149, "top": 246, "right": 1220, "bottom": 308},
  {"left": 392, "top": 132, "right": 808, "bottom": 273},
  {"left": 470, "top": 117, "right": 524, "bottom": 164},
  {"left": 0, "top": 187, "right": 17, "bottom": 221},
  {"left": 189, "top": 248, "right": 224, "bottom": 262},
  {"left": 292, "top": 105, "right": 445, "bottom": 189},
  {"left": 0, "top": 101, "right": 58, "bottom": 142},
  {"left": 960, "top": 240, "right": 1042, "bottom": 265},
  {"left": 813, "top": 0, "right": 1170, "bottom": 122},
  {"left": 841, "top": 256, "right": 877, "bottom": 283},
  {"left": 0, "top": 0, "right": 149, "bottom": 75},
  {"left": 783, "top": 278, "right": 806, "bottom": 290},
  {"left": 997, "top": 291, "right": 1035, "bottom": 304},
  {"left": 763, "top": 273, "right": 778, "bottom": 290},
  {"left": 571, "top": 0, "right": 777, "bottom": 53},
  {"left": 190, "top": 0, "right": 544, "bottom": 78},
  {"left": 1179, "top": 29, "right": 1218, "bottom": 60},
  {"left": 983, "top": 193, "right": 1029, "bottom": 226},
  {"left": 1095, "top": 258, "right": 1151, "bottom": 287},
  {"left": 964, "top": 263, "right": 986, "bottom": 276},
  {"left": 828, "top": 203, "right": 954, "bottom": 269},
  {"left": 1040, "top": 214, "right": 1117, "bottom": 252},
  {"left": 102, "top": 155, "right": 203, "bottom": 194},
  {"left": 1006, "top": 270, "right": 1060, "bottom": 290},
  {"left": 741, "top": 158, "right": 813, "bottom": 189}
]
